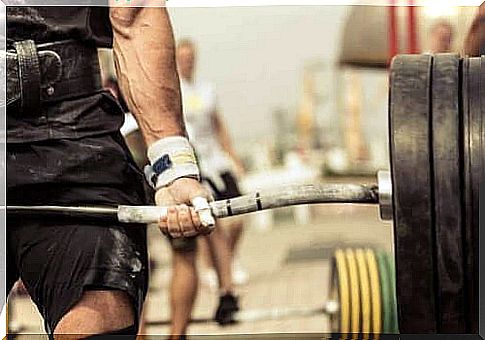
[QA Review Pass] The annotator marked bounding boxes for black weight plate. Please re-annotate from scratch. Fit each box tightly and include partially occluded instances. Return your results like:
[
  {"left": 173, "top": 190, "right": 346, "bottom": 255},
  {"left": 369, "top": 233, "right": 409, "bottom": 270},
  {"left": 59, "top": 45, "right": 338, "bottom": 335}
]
[
  {"left": 462, "top": 57, "right": 481, "bottom": 333},
  {"left": 479, "top": 57, "right": 484, "bottom": 334},
  {"left": 389, "top": 54, "right": 437, "bottom": 333},
  {"left": 477, "top": 56, "right": 485, "bottom": 333},
  {"left": 473, "top": 56, "right": 483, "bottom": 333},
  {"left": 431, "top": 53, "right": 466, "bottom": 332},
  {"left": 461, "top": 57, "right": 473, "bottom": 333},
  {"left": 461, "top": 56, "right": 473, "bottom": 334}
]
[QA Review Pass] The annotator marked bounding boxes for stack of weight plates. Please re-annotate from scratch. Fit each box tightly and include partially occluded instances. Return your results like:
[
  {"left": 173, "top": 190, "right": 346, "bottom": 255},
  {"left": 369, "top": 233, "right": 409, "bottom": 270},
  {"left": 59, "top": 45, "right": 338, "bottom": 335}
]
[
  {"left": 389, "top": 54, "right": 482, "bottom": 333},
  {"left": 328, "top": 248, "right": 398, "bottom": 336}
]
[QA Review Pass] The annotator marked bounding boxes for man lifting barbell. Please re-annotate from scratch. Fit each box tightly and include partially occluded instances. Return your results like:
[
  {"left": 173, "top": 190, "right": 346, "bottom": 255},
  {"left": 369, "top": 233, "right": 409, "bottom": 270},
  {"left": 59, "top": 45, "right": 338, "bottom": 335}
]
[
  {"left": 6, "top": 2, "right": 484, "bottom": 338},
  {"left": 6, "top": 3, "right": 213, "bottom": 339}
]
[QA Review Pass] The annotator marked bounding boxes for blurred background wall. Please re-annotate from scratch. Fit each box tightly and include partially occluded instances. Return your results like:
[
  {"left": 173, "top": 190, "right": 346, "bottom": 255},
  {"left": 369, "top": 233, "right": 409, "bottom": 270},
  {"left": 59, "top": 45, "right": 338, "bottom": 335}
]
[
  {"left": 99, "top": 3, "right": 479, "bottom": 176},
  {"left": 167, "top": 6, "right": 349, "bottom": 150}
]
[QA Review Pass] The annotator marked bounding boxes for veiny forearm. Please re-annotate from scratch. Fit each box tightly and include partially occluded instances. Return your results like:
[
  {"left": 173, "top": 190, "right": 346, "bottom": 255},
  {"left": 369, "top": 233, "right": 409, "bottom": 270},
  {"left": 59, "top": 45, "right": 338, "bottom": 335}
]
[{"left": 110, "top": 6, "right": 186, "bottom": 146}]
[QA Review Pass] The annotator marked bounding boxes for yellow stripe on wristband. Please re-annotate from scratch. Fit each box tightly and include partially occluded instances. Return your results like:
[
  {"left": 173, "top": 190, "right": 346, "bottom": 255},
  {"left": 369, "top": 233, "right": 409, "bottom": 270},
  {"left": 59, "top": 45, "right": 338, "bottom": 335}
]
[{"left": 171, "top": 152, "right": 198, "bottom": 165}]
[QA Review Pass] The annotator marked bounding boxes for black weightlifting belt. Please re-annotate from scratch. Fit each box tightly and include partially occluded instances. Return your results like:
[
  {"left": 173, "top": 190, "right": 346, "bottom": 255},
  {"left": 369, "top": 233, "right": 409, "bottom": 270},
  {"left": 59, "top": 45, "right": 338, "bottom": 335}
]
[{"left": 7, "top": 39, "right": 102, "bottom": 115}]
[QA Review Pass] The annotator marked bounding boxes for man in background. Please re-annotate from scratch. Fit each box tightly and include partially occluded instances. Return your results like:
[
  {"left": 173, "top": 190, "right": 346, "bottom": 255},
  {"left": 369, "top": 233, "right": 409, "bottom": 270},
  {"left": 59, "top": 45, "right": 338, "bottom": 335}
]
[
  {"left": 429, "top": 19, "right": 455, "bottom": 53},
  {"left": 114, "top": 38, "right": 244, "bottom": 336},
  {"left": 463, "top": 2, "right": 485, "bottom": 56},
  {"left": 164, "top": 38, "right": 248, "bottom": 335}
]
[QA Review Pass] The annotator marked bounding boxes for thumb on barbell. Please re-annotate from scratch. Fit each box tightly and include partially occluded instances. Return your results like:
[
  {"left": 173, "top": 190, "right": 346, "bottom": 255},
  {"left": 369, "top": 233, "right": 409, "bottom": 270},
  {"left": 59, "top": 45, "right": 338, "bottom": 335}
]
[{"left": 191, "top": 196, "right": 216, "bottom": 228}]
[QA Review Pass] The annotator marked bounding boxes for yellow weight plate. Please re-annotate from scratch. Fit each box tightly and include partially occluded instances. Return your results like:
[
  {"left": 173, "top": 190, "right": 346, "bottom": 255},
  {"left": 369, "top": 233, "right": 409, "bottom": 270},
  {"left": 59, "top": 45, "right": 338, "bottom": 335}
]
[
  {"left": 365, "top": 248, "right": 382, "bottom": 335},
  {"left": 330, "top": 249, "right": 351, "bottom": 335},
  {"left": 345, "top": 248, "right": 361, "bottom": 335},
  {"left": 356, "top": 249, "right": 371, "bottom": 336},
  {"left": 6, "top": 302, "right": 9, "bottom": 334}
]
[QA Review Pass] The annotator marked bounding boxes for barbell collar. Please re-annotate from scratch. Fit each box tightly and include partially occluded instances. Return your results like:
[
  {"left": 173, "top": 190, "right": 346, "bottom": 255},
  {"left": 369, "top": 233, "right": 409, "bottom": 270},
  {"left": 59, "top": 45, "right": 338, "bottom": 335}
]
[{"left": 377, "top": 170, "right": 393, "bottom": 221}]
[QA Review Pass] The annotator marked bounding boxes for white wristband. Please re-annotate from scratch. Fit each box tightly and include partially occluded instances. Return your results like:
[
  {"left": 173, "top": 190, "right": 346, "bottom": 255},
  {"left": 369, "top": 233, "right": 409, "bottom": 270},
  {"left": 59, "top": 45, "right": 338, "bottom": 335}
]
[{"left": 147, "top": 136, "right": 200, "bottom": 189}]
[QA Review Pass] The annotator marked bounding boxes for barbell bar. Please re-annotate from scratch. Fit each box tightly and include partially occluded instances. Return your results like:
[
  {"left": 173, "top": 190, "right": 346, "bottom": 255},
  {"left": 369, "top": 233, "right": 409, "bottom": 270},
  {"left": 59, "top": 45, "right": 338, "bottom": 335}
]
[
  {"left": 145, "top": 304, "right": 336, "bottom": 326},
  {"left": 6, "top": 182, "right": 383, "bottom": 224}
]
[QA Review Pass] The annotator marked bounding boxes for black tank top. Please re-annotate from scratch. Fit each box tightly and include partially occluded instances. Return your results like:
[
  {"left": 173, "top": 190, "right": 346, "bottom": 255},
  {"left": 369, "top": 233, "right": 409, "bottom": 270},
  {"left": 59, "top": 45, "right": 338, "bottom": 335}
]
[
  {"left": 7, "top": 6, "right": 113, "bottom": 47},
  {"left": 7, "top": 6, "right": 123, "bottom": 143}
]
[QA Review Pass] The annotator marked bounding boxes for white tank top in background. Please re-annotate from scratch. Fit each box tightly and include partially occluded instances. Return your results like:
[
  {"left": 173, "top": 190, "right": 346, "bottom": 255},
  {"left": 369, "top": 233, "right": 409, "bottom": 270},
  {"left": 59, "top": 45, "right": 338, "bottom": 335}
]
[
  {"left": 180, "top": 79, "right": 234, "bottom": 180},
  {"left": 119, "top": 79, "right": 235, "bottom": 192}
]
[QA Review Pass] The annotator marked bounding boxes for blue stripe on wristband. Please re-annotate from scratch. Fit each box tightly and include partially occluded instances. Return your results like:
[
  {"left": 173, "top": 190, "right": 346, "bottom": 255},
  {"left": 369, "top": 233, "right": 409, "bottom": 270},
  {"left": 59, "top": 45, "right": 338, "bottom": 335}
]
[{"left": 152, "top": 154, "right": 173, "bottom": 175}]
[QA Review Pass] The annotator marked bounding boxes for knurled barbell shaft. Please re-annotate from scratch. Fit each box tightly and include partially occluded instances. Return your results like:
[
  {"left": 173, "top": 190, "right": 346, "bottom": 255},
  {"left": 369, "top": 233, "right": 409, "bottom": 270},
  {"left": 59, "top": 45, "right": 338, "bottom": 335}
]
[
  {"left": 211, "top": 183, "right": 378, "bottom": 218},
  {"left": 7, "top": 183, "right": 379, "bottom": 224}
]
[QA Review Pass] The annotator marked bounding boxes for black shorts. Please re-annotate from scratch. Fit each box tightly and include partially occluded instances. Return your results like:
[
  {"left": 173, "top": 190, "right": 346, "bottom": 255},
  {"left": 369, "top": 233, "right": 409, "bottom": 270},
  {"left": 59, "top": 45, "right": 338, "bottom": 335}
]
[
  {"left": 204, "top": 171, "right": 242, "bottom": 200},
  {"left": 7, "top": 132, "right": 154, "bottom": 334},
  {"left": 169, "top": 171, "right": 242, "bottom": 253}
]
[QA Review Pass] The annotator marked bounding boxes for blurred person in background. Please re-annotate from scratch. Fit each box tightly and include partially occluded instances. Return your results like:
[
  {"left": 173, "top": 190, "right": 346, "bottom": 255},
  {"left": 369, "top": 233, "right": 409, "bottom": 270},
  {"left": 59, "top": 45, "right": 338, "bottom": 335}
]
[
  {"left": 428, "top": 19, "right": 455, "bottom": 53},
  {"left": 176, "top": 38, "right": 248, "bottom": 288},
  {"left": 112, "top": 76, "right": 239, "bottom": 337},
  {"left": 111, "top": 37, "right": 244, "bottom": 335},
  {"left": 463, "top": 2, "right": 485, "bottom": 56},
  {"left": 166, "top": 37, "right": 251, "bottom": 334}
]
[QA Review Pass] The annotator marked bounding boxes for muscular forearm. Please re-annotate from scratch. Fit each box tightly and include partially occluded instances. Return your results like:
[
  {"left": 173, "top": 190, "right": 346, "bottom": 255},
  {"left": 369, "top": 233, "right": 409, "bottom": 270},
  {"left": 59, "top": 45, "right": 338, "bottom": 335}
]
[
  {"left": 108, "top": 4, "right": 213, "bottom": 238},
  {"left": 110, "top": 6, "right": 186, "bottom": 146}
]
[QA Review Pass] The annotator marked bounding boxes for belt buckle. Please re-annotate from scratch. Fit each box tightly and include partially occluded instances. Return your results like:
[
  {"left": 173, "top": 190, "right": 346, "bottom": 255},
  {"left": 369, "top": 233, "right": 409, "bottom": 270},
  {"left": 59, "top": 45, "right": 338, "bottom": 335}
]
[
  {"left": 38, "top": 50, "right": 63, "bottom": 96},
  {"left": 5, "top": 44, "right": 64, "bottom": 107}
]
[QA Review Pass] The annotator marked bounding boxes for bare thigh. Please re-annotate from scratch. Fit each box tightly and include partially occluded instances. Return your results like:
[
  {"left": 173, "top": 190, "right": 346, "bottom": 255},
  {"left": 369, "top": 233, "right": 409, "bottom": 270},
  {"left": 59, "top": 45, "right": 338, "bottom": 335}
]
[{"left": 54, "top": 290, "right": 135, "bottom": 338}]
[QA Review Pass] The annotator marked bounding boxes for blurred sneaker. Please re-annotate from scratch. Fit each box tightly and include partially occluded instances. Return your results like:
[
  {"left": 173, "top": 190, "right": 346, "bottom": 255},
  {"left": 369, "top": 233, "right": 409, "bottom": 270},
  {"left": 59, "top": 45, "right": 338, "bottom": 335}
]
[
  {"left": 214, "top": 293, "right": 240, "bottom": 326},
  {"left": 232, "top": 260, "right": 249, "bottom": 285}
]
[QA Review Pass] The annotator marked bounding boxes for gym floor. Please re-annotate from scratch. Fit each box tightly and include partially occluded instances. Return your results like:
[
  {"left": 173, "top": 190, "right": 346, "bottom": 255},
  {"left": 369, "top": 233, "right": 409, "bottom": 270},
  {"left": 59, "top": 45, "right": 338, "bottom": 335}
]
[{"left": 8, "top": 177, "right": 393, "bottom": 338}]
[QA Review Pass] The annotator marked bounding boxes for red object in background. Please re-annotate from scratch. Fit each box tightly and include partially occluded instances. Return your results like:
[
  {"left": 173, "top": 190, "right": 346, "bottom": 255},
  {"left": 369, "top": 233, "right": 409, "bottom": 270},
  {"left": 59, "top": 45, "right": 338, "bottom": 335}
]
[
  {"left": 407, "top": 1, "right": 419, "bottom": 53},
  {"left": 388, "top": 1, "right": 398, "bottom": 64},
  {"left": 388, "top": 0, "right": 419, "bottom": 64}
]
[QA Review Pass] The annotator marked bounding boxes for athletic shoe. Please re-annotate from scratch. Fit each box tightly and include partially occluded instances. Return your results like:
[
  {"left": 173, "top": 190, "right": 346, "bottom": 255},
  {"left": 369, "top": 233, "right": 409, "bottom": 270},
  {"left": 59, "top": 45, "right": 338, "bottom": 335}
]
[{"left": 214, "top": 293, "right": 240, "bottom": 326}]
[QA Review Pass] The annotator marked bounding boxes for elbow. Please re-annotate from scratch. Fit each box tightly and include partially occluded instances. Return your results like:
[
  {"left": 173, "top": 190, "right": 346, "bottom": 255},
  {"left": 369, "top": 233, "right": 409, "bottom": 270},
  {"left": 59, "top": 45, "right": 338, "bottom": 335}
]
[
  {"left": 109, "top": 6, "right": 168, "bottom": 37},
  {"left": 109, "top": 7, "right": 143, "bottom": 37},
  {"left": 109, "top": 7, "right": 141, "bottom": 26}
]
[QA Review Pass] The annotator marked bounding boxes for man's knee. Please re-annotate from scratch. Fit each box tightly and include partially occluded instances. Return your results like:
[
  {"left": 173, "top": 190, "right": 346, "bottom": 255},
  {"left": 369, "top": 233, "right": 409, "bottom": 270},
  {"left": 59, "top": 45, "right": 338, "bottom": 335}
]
[{"left": 54, "top": 290, "right": 135, "bottom": 338}]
